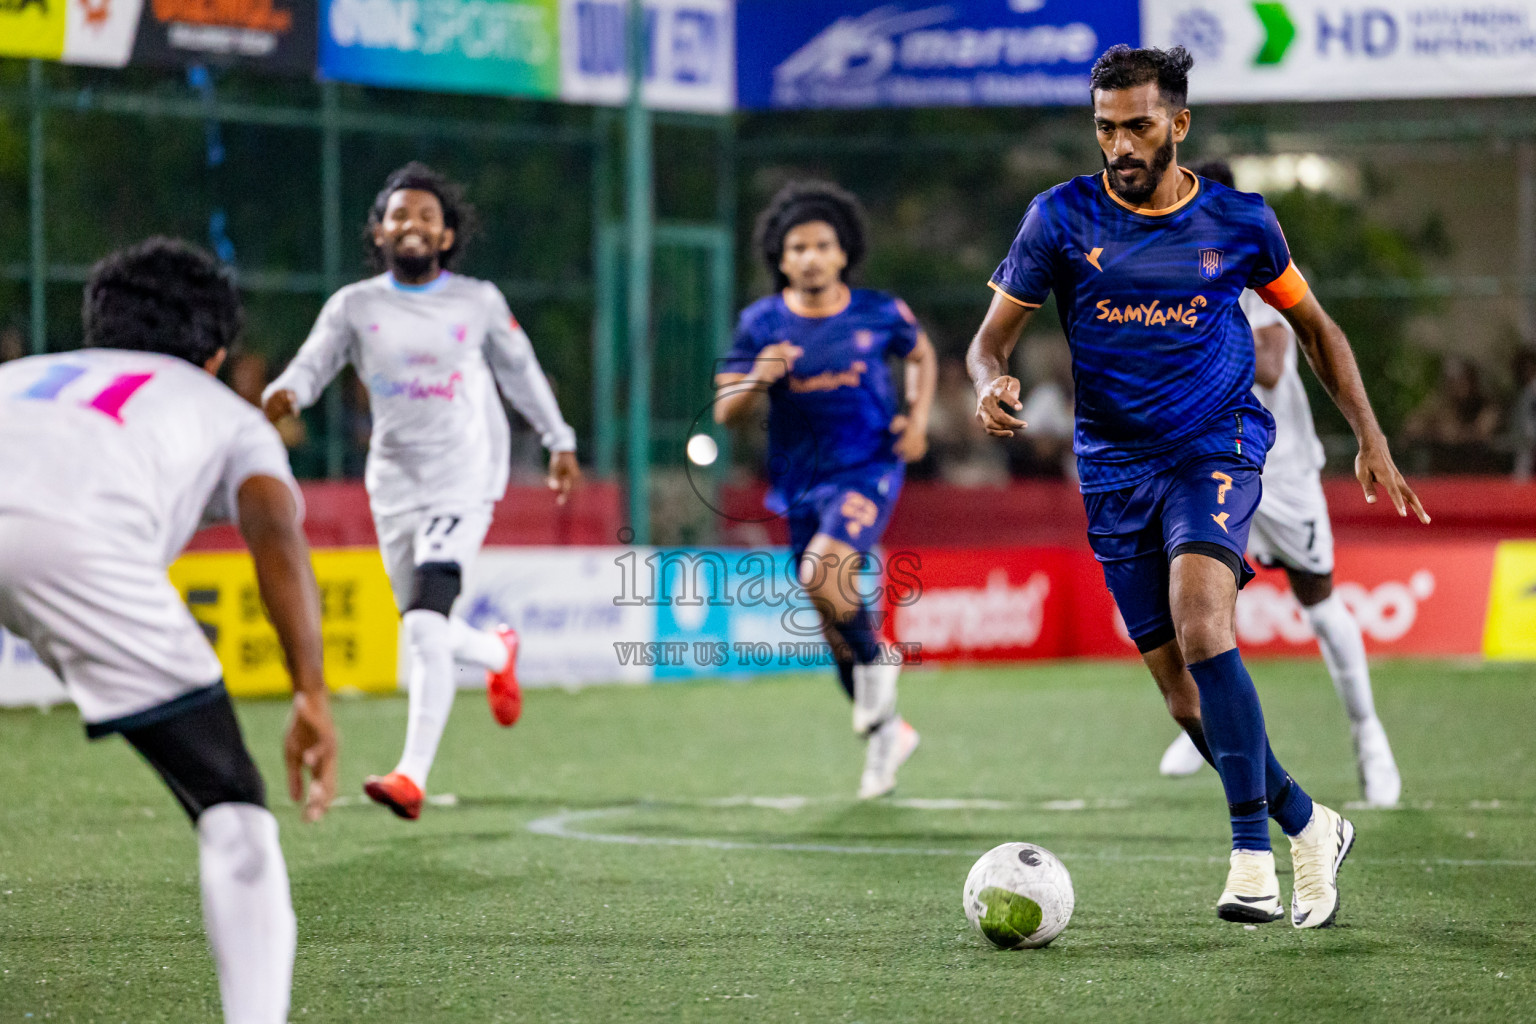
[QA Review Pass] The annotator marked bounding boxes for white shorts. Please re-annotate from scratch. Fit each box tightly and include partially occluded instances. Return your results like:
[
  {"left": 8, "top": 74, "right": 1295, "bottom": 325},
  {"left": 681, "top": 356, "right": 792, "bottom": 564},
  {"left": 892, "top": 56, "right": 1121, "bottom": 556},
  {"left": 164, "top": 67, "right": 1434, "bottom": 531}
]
[
  {"left": 0, "top": 516, "right": 223, "bottom": 729},
  {"left": 374, "top": 502, "right": 494, "bottom": 612},
  {"left": 1247, "top": 472, "right": 1335, "bottom": 576}
]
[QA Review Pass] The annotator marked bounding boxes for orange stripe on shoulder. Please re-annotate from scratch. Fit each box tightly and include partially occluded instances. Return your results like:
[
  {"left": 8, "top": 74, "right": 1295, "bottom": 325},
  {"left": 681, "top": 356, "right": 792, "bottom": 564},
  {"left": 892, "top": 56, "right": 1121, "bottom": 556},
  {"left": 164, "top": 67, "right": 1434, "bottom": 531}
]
[
  {"left": 1255, "top": 261, "right": 1309, "bottom": 310},
  {"left": 988, "top": 280, "right": 1042, "bottom": 309}
]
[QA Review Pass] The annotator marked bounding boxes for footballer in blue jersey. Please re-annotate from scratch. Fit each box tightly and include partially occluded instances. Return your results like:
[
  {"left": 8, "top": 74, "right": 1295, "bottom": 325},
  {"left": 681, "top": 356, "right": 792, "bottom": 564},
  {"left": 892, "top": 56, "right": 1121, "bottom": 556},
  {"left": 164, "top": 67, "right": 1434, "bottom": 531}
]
[
  {"left": 968, "top": 45, "right": 1428, "bottom": 929},
  {"left": 714, "top": 181, "right": 937, "bottom": 800}
]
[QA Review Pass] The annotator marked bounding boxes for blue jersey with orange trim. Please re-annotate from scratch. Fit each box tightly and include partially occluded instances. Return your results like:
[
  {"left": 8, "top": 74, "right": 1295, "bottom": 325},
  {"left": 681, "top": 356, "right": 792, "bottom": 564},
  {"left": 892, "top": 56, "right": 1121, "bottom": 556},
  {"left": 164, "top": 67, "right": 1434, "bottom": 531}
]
[
  {"left": 990, "top": 170, "right": 1310, "bottom": 492},
  {"left": 723, "top": 288, "right": 919, "bottom": 513}
]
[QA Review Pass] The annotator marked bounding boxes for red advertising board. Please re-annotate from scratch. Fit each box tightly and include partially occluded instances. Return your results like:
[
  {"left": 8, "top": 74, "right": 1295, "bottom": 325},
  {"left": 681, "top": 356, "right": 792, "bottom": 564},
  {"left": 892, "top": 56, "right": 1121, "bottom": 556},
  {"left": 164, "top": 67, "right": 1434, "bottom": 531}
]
[
  {"left": 1235, "top": 543, "right": 1495, "bottom": 657},
  {"left": 890, "top": 547, "right": 1078, "bottom": 661},
  {"left": 892, "top": 543, "right": 1496, "bottom": 664}
]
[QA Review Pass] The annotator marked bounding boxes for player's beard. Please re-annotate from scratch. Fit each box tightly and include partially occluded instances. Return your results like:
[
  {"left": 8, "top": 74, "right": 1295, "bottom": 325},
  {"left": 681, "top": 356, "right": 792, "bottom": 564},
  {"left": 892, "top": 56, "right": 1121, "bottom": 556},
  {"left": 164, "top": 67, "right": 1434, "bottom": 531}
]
[
  {"left": 1105, "top": 128, "right": 1176, "bottom": 206},
  {"left": 388, "top": 248, "right": 439, "bottom": 282}
]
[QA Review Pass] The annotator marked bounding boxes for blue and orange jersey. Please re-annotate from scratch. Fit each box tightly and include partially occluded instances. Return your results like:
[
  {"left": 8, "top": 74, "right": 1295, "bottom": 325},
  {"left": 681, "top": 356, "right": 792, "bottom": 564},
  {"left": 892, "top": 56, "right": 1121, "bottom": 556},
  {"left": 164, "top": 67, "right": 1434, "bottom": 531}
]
[
  {"left": 990, "top": 169, "right": 1311, "bottom": 492},
  {"left": 722, "top": 288, "right": 919, "bottom": 513}
]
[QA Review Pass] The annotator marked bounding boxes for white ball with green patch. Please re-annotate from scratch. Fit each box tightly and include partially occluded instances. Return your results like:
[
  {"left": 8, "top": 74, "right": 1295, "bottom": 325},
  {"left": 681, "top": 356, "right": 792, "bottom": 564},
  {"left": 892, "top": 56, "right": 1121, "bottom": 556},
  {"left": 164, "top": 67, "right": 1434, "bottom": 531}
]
[{"left": 963, "top": 842, "right": 1074, "bottom": 949}]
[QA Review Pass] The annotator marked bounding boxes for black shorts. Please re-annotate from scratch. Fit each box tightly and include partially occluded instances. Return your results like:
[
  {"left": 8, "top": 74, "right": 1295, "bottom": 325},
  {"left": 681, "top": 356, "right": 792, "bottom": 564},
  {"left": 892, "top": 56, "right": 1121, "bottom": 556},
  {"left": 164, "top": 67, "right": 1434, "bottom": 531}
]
[{"left": 104, "top": 682, "right": 266, "bottom": 823}]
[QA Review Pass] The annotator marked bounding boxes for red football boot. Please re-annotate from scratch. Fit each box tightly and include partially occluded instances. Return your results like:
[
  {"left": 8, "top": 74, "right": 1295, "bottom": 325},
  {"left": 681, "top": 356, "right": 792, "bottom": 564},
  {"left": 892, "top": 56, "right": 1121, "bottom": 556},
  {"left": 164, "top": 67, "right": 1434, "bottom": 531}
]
[
  {"left": 486, "top": 625, "right": 522, "bottom": 727},
  {"left": 363, "top": 772, "right": 423, "bottom": 820}
]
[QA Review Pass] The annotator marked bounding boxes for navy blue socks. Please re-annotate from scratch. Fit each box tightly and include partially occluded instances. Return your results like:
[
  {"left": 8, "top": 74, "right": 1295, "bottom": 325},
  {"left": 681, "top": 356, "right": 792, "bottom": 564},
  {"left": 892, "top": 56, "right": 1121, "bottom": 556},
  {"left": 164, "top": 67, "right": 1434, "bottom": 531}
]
[
  {"left": 1266, "top": 741, "right": 1314, "bottom": 836},
  {"left": 1187, "top": 648, "right": 1293, "bottom": 852},
  {"left": 832, "top": 605, "right": 881, "bottom": 701},
  {"left": 835, "top": 661, "right": 856, "bottom": 700},
  {"left": 836, "top": 605, "right": 882, "bottom": 664}
]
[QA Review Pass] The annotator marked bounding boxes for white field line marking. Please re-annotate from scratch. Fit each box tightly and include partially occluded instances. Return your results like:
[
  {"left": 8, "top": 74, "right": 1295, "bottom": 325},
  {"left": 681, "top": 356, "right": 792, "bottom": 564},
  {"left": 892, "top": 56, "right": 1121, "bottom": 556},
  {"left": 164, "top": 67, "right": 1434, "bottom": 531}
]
[{"left": 524, "top": 803, "right": 1536, "bottom": 868}]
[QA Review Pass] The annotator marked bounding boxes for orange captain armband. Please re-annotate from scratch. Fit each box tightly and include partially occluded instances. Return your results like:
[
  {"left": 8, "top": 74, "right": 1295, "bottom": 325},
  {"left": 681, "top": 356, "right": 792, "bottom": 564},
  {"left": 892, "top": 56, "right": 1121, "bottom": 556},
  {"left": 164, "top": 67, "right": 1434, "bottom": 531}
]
[{"left": 1254, "top": 260, "right": 1309, "bottom": 310}]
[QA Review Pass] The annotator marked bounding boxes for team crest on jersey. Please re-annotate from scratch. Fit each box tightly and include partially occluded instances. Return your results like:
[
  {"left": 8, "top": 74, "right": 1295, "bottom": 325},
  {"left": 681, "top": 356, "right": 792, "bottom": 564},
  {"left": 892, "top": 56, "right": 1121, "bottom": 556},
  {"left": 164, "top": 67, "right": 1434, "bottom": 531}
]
[
  {"left": 450, "top": 324, "right": 468, "bottom": 343},
  {"left": 853, "top": 329, "right": 875, "bottom": 351},
  {"left": 1198, "top": 248, "right": 1223, "bottom": 281}
]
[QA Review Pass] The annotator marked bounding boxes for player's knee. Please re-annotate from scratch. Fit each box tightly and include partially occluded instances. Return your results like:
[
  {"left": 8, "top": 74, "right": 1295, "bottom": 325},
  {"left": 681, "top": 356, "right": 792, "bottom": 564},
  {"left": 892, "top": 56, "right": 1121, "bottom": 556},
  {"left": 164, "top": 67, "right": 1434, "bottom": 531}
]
[
  {"left": 407, "top": 562, "right": 461, "bottom": 617},
  {"left": 1288, "top": 569, "right": 1333, "bottom": 607},
  {"left": 196, "top": 803, "right": 278, "bottom": 880},
  {"left": 1174, "top": 618, "right": 1233, "bottom": 664},
  {"left": 1170, "top": 595, "right": 1234, "bottom": 663},
  {"left": 795, "top": 549, "right": 835, "bottom": 591}
]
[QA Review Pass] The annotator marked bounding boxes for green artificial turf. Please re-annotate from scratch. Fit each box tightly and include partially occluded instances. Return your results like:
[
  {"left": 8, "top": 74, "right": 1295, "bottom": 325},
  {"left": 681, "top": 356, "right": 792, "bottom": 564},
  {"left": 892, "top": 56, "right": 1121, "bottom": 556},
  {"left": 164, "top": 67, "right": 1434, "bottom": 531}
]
[{"left": 2, "top": 659, "right": 1532, "bottom": 1022}]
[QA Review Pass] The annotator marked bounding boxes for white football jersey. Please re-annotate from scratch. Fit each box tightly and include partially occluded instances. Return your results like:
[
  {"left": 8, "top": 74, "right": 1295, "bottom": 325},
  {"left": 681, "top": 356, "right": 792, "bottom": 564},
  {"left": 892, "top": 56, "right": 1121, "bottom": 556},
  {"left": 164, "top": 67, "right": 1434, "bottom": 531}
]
[
  {"left": 1243, "top": 290, "right": 1326, "bottom": 482},
  {"left": 265, "top": 272, "right": 576, "bottom": 518},
  {"left": 0, "top": 349, "right": 300, "bottom": 566}
]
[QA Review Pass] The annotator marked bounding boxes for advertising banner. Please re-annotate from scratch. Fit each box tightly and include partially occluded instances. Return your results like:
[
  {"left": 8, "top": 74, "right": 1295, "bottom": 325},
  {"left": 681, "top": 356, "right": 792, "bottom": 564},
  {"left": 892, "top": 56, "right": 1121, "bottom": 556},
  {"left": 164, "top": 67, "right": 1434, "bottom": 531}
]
[
  {"left": 1482, "top": 540, "right": 1536, "bottom": 659},
  {"left": 645, "top": 546, "right": 849, "bottom": 680},
  {"left": 167, "top": 548, "right": 400, "bottom": 697},
  {"left": 1235, "top": 543, "right": 1496, "bottom": 657},
  {"left": 735, "top": 0, "right": 1140, "bottom": 110},
  {"left": 2, "top": 0, "right": 315, "bottom": 70},
  {"left": 130, "top": 0, "right": 317, "bottom": 72},
  {"left": 319, "top": 0, "right": 561, "bottom": 97},
  {"left": 0, "top": 0, "right": 67, "bottom": 59},
  {"left": 460, "top": 547, "right": 655, "bottom": 685},
  {"left": 559, "top": 0, "right": 734, "bottom": 112},
  {"left": 1143, "top": 0, "right": 1536, "bottom": 102},
  {"left": 888, "top": 542, "right": 1496, "bottom": 663},
  {"left": 891, "top": 546, "right": 1075, "bottom": 662},
  {"left": 0, "top": 540, "right": 1513, "bottom": 711},
  {"left": 63, "top": 0, "right": 144, "bottom": 67},
  {"left": 0, "top": 627, "right": 68, "bottom": 708}
]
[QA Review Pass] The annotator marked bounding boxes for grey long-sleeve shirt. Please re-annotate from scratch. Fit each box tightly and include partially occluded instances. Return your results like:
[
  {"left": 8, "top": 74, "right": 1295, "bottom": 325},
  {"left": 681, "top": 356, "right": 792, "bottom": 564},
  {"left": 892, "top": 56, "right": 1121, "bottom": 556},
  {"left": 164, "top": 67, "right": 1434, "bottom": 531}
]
[{"left": 264, "top": 272, "right": 576, "bottom": 517}]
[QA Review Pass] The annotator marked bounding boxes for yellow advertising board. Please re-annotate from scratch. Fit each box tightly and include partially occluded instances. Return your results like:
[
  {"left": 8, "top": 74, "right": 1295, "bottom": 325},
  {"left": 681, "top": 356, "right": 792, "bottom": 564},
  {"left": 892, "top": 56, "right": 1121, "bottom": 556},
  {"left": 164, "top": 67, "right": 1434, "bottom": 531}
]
[
  {"left": 168, "top": 547, "right": 399, "bottom": 697},
  {"left": 1482, "top": 540, "right": 1536, "bottom": 660},
  {"left": 0, "top": 0, "right": 66, "bottom": 58}
]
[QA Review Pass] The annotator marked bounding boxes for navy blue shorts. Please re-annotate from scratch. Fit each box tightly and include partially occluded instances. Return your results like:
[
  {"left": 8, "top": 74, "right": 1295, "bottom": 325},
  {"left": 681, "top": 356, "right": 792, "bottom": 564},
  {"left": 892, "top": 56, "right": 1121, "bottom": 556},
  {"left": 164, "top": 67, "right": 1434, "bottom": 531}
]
[
  {"left": 1084, "top": 451, "right": 1261, "bottom": 653},
  {"left": 787, "top": 464, "right": 904, "bottom": 561}
]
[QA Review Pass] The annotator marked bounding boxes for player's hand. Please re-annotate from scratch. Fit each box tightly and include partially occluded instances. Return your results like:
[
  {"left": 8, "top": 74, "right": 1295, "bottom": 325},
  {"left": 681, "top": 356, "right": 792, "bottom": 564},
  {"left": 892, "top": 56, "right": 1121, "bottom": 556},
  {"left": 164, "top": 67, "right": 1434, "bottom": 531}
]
[
  {"left": 263, "top": 388, "right": 298, "bottom": 425},
  {"left": 890, "top": 413, "right": 929, "bottom": 462},
  {"left": 284, "top": 688, "right": 338, "bottom": 823},
  {"left": 975, "top": 376, "right": 1027, "bottom": 437},
  {"left": 548, "top": 450, "right": 581, "bottom": 506},
  {"left": 1356, "top": 434, "right": 1430, "bottom": 524},
  {"left": 750, "top": 343, "right": 804, "bottom": 386}
]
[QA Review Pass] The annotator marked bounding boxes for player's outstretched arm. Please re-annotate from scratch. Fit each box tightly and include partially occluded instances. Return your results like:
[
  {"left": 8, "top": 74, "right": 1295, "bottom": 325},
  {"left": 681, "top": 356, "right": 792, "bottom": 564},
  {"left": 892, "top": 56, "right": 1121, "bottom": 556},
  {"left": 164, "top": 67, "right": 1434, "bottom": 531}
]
[
  {"left": 712, "top": 342, "right": 803, "bottom": 426},
  {"left": 262, "top": 293, "right": 356, "bottom": 425},
  {"left": 966, "top": 290, "right": 1036, "bottom": 437},
  {"left": 1281, "top": 292, "right": 1430, "bottom": 524},
  {"left": 237, "top": 475, "right": 338, "bottom": 822}
]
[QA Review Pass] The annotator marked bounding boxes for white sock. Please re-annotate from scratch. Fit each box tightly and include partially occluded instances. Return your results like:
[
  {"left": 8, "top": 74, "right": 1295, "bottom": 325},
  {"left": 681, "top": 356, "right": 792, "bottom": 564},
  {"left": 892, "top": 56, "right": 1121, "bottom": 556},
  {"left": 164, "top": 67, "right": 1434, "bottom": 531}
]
[
  {"left": 395, "top": 609, "right": 455, "bottom": 788},
  {"left": 1305, "top": 593, "right": 1379, "bottom": 726},
  {"left": 197, "top": 804, "right": 295, "bottom": 1024},
  {"left": 450, "top": 617, "right": 508, "bottom": 672}
]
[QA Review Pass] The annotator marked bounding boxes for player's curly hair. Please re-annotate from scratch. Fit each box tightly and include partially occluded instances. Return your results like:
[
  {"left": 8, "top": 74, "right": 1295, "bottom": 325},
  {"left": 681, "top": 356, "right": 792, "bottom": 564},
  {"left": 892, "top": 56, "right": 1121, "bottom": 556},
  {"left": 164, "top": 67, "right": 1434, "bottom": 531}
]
[
  {"left": 1089, "top": 44, "right": 1194, "bottom": 110},
  {"left": 754, "top": 180, "right": 868, "bottom": 291},
  {"left": 83, "top": 237, "right": 242, "bottom": 366},
  {"left": 365, "top": 161, "right": 478, "bottom": 272}
]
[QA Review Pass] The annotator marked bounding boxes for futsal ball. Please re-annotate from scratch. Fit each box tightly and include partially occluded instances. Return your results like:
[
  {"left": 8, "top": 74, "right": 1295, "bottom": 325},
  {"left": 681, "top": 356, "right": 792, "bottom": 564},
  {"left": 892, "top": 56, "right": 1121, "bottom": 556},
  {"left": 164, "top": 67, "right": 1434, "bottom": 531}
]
[{"left": 962, "top": 842, "right": 1074, "bottom": 949}]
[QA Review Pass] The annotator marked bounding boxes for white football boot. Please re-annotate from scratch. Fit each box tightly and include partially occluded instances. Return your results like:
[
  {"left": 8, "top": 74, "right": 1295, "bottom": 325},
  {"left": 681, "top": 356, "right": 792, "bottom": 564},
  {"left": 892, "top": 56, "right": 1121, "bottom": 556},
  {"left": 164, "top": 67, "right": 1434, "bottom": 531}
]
[
  {"left": 1288, "top": 803, "right": 1356, "bottom": 929},
  {"left": 858, "top": 717, "right": 920, "bottom": 800},
  {"left": 1353, "top": 718, "right": 1402, "bottom": 808},
  {"left": 1215, "top": 849, "right": 1285, "bottom": 923},
  {"left": 1159, "top": 731, "right": 1207, "bottom": 777},
  {"left": 851, "top": 662, "right": 899, "bottom": 735}
]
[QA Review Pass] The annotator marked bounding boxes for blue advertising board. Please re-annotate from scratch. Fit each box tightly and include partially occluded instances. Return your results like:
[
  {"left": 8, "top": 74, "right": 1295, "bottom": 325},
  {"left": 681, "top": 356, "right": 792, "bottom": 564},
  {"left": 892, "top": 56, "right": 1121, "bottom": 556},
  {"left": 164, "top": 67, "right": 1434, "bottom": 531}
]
[{"left": 736, "top": 0, "right": 1140, "bottom": 110}]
